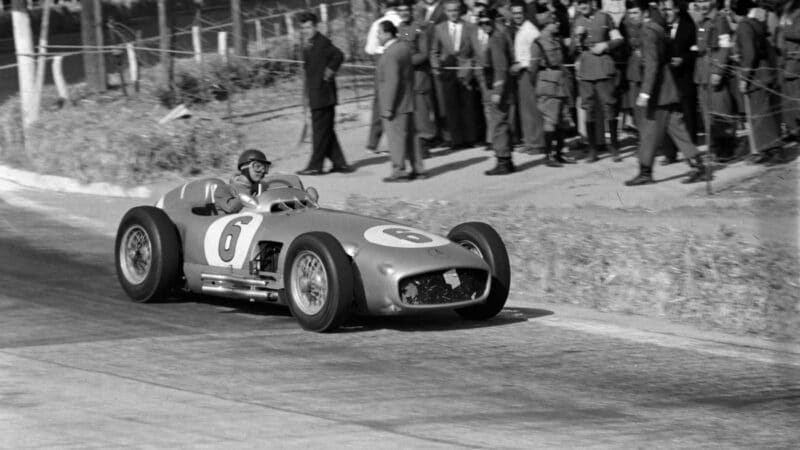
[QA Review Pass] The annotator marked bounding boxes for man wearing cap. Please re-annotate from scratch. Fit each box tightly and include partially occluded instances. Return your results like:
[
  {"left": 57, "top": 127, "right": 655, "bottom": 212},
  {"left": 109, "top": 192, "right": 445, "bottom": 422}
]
[
  {"left": 214, "top": 149, "right": 272, "bottom": 214},
  {"left": 475, "top": 9, "right": 518, "bottom": 174},
  {"left": 297, "top": 11, "right": 352, "bottom": 176},
  {"left": 397, "top": 0, "right": 439, "bottom": 152},
  {"left": 531, "top": 10, "right": 576, "bottom": 166},
  {"left": 571, "top": 0, "right": 624, "bottom": 162}
]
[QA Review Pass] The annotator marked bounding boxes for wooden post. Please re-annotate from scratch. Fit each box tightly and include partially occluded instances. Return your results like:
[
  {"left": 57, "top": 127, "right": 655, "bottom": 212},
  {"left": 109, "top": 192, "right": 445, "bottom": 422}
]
[
  {"left": 274, "top": 22, "right": 280, "bottom": 39},
  {"left": 255, "top": 19, "right": 263, "bottom": 53},
  {"left": 126, "top": 43, "right": 138, "bottom": 83},
  {"left": 192, "top": 24, "right": 202, "bottom": 62},
  {"left": 218, "top": 31, "right": 228, "bottom": 61},
  {"left": 285, "top": 13, "right": 294, "bottom": 37},
  {"left": 92, "top": 0, "right": 105, "bottom": 85},
  {"left": 11, "top": 0, "right": 37, "bottom": 128},
  {"left": 33, "top": 0, "right": 51, "bottom": 120},
  {"left": 52, "top": 55, "right": 69, "bottom": 103}
]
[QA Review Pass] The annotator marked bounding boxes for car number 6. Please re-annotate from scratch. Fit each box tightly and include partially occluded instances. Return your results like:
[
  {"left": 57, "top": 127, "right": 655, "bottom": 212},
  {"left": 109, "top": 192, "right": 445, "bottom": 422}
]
[
  {"left": 363, "top": 225, "right": 448, "bottom": 248},
  {"left": 219, "top": 216, "right": 254, "bottom": 262},
  {"left": 204, "top": 213, "right": 264, "bottom": 268}
]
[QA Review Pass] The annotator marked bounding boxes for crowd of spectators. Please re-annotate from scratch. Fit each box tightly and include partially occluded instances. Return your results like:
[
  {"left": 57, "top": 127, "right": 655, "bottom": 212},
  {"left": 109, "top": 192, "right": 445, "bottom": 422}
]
[{"left": 299, "top": 0, "right": 797, "bottom": 184}]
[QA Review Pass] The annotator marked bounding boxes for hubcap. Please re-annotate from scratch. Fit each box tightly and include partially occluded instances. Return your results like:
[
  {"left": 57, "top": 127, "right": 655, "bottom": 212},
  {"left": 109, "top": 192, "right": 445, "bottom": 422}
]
[
  {"left": 120, "top": 225, "right": 152, "bottom": 285},
  {"left": 290, "top": 250, "right": 328, "bottom": 316}
]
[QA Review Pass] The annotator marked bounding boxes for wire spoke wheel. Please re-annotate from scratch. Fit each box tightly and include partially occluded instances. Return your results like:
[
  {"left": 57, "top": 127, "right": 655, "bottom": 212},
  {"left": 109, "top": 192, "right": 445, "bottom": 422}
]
[
  {"left": 290, "top": 250, "right": 329, "bottom": 316},
  {"left": 120, "top": 225, "right": 152, "bottom": 285}
]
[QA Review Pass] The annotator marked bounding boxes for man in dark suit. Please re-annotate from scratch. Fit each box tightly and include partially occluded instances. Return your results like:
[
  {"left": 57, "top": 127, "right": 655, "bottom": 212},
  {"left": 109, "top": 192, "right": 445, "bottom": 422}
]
[
  {"left": 624, "top": 3, "right": 709, "bottom": 186},
  {"left": 297, "top": 12, "right": 351, "bottom": 175},
  {"left": 377, "top": 21, "right": 427, "bottom": 182},
  {"left": 430, "top": 0, "right": 480, "bottom": 148},
  {"left": 658, "top": 0, "right": 698, "bottom": 165}
]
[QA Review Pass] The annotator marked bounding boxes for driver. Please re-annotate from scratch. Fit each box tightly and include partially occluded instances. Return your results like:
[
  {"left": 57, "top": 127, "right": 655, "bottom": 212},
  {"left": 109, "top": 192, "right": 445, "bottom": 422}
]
[{"left": 214, "top": 149, "right": 271, "bottom": 214}]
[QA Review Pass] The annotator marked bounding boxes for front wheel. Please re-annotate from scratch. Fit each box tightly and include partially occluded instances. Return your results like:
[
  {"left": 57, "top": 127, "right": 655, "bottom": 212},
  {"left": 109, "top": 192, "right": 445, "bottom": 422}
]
[
  {"left": 284, "top": 232, "right": 354, "bottom": 332},
  {"left": 115, "top": 206, "right": 182, "bottom": 302},
  {"left": 448, "top": 222, "right": 510, "bottom": 320}
]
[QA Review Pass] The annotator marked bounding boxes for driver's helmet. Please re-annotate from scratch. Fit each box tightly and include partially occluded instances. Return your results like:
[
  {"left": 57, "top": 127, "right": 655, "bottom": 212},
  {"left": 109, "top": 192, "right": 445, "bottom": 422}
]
[{"left": 237, "top": 149, "right": 272, "bottom": 171}]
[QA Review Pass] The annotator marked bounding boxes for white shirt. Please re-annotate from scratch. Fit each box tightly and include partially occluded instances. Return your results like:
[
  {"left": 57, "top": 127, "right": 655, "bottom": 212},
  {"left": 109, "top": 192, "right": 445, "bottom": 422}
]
[
  {"left": 365, "top": 10, "right": 403, "bottom": 55},
  {"left": 424, "top": 2, "right": 440, "bottom": 22},
  {"left": 670, "top": 22, "right": 678, "bottom": 39},
  {"left": 448, "top": 21, "right": 463, "bottom": 52},
  {"left": 514, "top": 20, "right": 540, "bottom": 69}
]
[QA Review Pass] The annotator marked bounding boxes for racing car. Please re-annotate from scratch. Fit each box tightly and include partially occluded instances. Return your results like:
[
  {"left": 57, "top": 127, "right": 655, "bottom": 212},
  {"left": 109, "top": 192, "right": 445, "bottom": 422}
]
[{"left": 115, "top": 174, "right": 510, "bottom": 332}]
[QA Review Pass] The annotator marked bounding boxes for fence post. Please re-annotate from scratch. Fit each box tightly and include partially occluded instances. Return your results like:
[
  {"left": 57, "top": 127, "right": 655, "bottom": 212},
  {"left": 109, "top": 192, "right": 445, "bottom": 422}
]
[
  {"left": 284, "top": 13, "right": 294, "bottom": 37},
  {"left": 192, "top": 23, "right": 202, "bottom": 62},
  {"left": 218, "top": 31, "right": 228, "bottom": 61},
  {"left": 126, "top": 43, "right": 138, "bottom": 84},
  {"left": 254, "top": 20, "right": 263, "bottom": 53},
  {"left": 33, "top": 0, "right": 51, "bottom": 121},
  {"left": 11, "top": 0, "right": 37, "bottom": 128},
  {"left": 274, "top": 22, "right": 280, "bottom": 39}
]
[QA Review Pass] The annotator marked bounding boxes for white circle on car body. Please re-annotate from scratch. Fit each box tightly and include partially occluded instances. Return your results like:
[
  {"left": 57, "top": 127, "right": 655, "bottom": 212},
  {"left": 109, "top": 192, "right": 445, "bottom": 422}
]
[
  {"left": 204, "top": 213, "right": 264, "bottom": 268},
  {"left": 363, "top": 225, "right": 449, "bottom": 248}
]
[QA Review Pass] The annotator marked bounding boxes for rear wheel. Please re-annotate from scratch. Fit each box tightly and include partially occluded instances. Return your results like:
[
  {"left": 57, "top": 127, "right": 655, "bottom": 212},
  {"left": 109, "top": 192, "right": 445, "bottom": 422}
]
[
  {"left": 448, "top": 222, "right": 510, "bottom": 320},
  {"left": 284, "top": 232, "right": 353, "bottom": 332},
  {"left": 115, "top": 206, "right": 182, "bottom": 302}
]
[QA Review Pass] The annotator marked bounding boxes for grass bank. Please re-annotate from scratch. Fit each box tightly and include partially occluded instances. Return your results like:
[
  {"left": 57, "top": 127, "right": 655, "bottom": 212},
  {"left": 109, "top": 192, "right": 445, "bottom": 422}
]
[{"left": 343, "top": 193, "right": 799, "bottom": 343}]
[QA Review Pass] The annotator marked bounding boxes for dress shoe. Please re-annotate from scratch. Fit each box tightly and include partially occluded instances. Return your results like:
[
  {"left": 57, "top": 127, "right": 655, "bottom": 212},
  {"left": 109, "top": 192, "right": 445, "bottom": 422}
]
[
  {"left": 296, "top": 168, "right": 324, "bottom": 176},
  {"left": 555, "top": 154, "right": 576, "bottom": 164},
  {"left": 410, "top": 171, "right": 430, "bottom": 180},
  {"left": 544, "top": 154, "right": 563, "bottom": 167},
  {"left": 382, "top": 173, "right": 411, "bottom": 182},
  {"left": 681, "top": 166, "right": 711, "bottom": 184},
  {"left": 485, "top": 160, "right": 515, "bottom": 175},
  {"left": 329, "top": 165, "right": 355, "bottom": 173},
  {"left": 660, "top": 157, "right": 678, "bottom": 166},
  {"left": 748, "top": 151, "right": 773, "bottom": 165},
  {"left": 624, "top": 172, "right": 654, "bottom": 186}
]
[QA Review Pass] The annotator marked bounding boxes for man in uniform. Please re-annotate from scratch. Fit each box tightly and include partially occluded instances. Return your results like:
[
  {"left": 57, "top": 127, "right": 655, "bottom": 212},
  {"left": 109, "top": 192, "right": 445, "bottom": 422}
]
[
  {"left": 571, "top": 0, "right": 624, "bottom": 162},
  {"left": 693, "top": 0, "right": 738, "bottom": 161},
  {"left": 778, "top": 0, "right": 800, "bottom": 142},
  {"left": 397, "top": 0, "right": 438, "bottom": 152},
  {"left": 624, "top": 2, "right": 710, "bottom": 186},
  {"left": 475, "top": 9, "right": 518, "bottom": 174},
  {"left": 531, "top": 11, "right": 576, "bottom": 166},
  {"left": 621, "top": 1, "right": 644, "bottom": 130},
  {"left": 733, "top": 0, "right": 782, "bottom": 163}
]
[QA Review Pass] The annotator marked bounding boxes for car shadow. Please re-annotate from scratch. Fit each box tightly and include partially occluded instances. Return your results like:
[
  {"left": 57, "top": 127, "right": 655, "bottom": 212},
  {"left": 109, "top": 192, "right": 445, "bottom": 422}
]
[{"left": 337, "top": 306, "right": 553, "bottom": 333}]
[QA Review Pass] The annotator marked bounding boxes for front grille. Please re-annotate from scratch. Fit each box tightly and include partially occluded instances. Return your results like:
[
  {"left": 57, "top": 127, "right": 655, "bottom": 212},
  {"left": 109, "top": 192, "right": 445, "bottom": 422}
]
[{"left": 399, "top": 268, "right": 489, "bottom": 305}]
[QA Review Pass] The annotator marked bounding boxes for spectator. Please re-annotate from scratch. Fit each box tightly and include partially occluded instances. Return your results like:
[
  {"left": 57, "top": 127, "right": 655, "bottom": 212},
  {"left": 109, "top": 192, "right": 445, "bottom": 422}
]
[
  {"left": 431, "top": 0, "right": 481, "bottom": 148},
  {"left": 296, "top": 12, "right": 352, "bottom": 176},
  {"left": 621, "top": 1, "right": 645, "bottom": 130},
  {"left": 624, "top": 3, "right": 709, "bottom": 186},
  {"left": 693, "top": 0, "right": 738, "bottom": 162},
  {"left": 571, "top": 0, "right": 624, "bottom": 163},
  {"left": 509, "top": 0, "right": 546, "bottom": 153},
  {"left": 732, "top": 0, "right": 783, "bottom": 164},
  {"left": 531, "top": 11, "right": 576, "bottom": 166},
  {"left": 397, "top": 0, "right": 439, "bottom": 154},
  {"left": 474, "top": 9, "right": 518, "bottom": 174},
  {"left": 777, "top": 0, "right": 800, "bottom": 141},
  {"left": 365, "top": 0, "right": 404, "bottom": 153},
  {"left": 659, "top": 0, "right": 699, "bottom": 165},
  {"left": 377, "top": 20, "right": 428, "bottom": 181}
]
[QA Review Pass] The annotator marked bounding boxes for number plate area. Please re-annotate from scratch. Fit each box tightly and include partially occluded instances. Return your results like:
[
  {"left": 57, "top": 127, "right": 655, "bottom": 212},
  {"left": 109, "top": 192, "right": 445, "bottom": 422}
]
[{"left": 399, "top": 268, "right": 489, "bottom": 305}]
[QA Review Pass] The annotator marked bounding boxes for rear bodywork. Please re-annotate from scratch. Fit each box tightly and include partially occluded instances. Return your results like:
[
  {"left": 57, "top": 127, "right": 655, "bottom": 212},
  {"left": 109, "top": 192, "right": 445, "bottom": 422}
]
[{"left": 155, "top": 175, "right": 492, "bottom": 315}]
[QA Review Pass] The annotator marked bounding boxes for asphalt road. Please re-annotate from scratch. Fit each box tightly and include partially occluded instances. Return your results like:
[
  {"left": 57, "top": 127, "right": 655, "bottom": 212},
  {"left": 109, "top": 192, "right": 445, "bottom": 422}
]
[{"left": 1, "top": 198, "right": 799, "bottom": 448}]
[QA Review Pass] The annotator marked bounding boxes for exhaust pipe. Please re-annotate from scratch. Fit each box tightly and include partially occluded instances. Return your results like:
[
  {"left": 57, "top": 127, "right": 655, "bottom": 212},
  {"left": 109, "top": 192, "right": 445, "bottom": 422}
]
[
  {"left": 201, "top": 273, "right": 273, "bottom": 287},
  {"left": 201, "top": 285, "right": 280, "bottom": 301}
]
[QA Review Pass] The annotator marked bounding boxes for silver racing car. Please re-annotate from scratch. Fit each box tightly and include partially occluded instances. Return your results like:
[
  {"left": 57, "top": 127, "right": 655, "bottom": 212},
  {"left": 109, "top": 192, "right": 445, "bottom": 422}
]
[{"left": 115, "top": 174, "right": 510, "bottom": 332}]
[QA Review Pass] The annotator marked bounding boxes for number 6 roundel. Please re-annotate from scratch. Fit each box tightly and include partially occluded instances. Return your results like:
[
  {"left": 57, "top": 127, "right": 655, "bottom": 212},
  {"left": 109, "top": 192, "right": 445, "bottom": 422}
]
[
  {"left": 204, "top": 213, "right": 264, "bottom": 268},
  {"left": 363, "top": 225, "right": 449, "bottom": 248}
]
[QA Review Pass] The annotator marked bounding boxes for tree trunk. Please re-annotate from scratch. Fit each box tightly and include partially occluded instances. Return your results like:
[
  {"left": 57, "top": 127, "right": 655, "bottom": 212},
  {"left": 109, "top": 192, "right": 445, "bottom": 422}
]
[
  {"left": 80, "top": 0, "right": 105, "bottom": 92},
  {"left": 231, "top": 0, "right": 245, "bottom": 56}
]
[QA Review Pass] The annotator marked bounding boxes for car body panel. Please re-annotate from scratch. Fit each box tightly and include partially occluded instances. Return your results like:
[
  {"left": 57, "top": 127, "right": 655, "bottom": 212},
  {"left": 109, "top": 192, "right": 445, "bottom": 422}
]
[{"left": 155, "top": 175, "right": 492, "bottom": 314}]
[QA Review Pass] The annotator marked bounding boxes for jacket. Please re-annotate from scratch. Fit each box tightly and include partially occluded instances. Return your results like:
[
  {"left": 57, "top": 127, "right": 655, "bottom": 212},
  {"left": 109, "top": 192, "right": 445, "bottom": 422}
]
[
  {"left": 303, "top": 32, "right": 344, "bottom": 110},
  {"left": 377, "top": 39, "right": 415, "bottom": 117}
]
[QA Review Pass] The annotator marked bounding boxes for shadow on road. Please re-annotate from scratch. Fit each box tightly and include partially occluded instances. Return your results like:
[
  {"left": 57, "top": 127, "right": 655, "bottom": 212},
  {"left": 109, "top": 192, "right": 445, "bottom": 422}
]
[{"left": 338, "top": 306, "right": 553, "bottom": 333}]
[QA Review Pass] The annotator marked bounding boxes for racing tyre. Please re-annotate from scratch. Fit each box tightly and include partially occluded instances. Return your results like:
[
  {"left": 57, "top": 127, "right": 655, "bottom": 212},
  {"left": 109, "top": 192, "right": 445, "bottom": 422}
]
[
  {"left": 115, "top": 206, "right": 182, "bottom": 302},
  {"left": 284, "top": 232, "right": 354, "bottom": 332},
  {"left": 448, "top": 222, "right": 510, "bottom": 320}
]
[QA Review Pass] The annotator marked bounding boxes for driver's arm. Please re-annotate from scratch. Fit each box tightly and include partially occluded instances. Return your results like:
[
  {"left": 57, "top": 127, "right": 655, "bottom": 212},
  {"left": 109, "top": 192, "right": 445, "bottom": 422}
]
[{"left": 213, "top": 184, "right": 243, "bottom": 214}]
